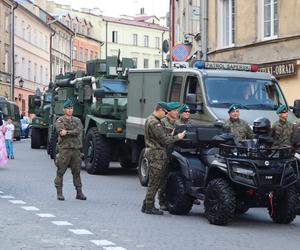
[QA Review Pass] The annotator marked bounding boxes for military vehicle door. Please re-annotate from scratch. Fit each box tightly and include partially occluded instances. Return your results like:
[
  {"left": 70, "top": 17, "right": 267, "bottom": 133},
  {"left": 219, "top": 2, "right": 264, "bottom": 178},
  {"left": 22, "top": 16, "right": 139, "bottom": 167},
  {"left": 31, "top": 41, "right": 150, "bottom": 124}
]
[{"left": 168, "top": 72, "right": 186, "bottom": 103}]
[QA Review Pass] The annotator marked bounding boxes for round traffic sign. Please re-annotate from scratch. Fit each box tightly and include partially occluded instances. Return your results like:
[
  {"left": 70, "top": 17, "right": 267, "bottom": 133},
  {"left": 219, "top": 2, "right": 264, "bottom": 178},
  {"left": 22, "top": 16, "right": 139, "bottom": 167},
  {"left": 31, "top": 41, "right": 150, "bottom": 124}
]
[{"left": 172, "top": 43, "right": 191, "bottom": 62}]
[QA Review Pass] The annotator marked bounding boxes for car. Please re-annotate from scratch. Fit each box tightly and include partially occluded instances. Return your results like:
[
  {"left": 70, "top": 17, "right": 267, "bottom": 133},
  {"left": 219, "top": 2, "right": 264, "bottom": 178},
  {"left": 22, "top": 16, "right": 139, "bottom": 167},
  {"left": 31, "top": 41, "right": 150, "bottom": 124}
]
[{"left": 20, "top": 116, "right": 31, "bottom": 138}]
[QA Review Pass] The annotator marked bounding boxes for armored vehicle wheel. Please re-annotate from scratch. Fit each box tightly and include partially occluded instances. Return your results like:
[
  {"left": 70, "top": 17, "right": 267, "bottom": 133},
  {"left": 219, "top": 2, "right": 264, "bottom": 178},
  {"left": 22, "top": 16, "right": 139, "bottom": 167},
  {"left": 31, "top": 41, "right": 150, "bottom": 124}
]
[
  {"left": 138, "top": 148, "right": 149, "bottom": 186},
  {"left": 268, "top": 185, "right": 298, "bottom": 224},
  {"left": 166, "top": 172, "right": 194, "bottom": 215},
  {"left": 84, "top": 127, "right": 110, "bottom": 175},
  {"left": 204, "top": 178, "right": 236, "bottom": 225},
  {"left": 235, "top": 200, "right": 249, "bottom": 214},
  {"left": 31, "top": 128, "right": 41, "bottom": 149}
]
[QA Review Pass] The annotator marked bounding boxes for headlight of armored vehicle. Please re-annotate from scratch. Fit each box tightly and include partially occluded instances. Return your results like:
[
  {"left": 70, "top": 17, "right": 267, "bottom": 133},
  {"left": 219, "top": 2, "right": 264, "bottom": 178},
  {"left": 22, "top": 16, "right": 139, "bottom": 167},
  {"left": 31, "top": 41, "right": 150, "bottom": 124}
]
[
  {"left": 232, "top": 166, "right": 255, "bottom": 177},
  {"left": 107, "top": 122, "right": 113, "bottom": 130}
]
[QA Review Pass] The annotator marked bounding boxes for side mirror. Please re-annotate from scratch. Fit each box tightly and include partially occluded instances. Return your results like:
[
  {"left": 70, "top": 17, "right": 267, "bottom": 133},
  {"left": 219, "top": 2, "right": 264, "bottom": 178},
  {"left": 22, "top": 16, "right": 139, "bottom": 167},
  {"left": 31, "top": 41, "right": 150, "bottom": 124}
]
[
  {"left": 293, "top": 99, "right": 300, "bottom": 118},
  {"left": 94, "top": 89, "right": 106, "bottom": 99},
  {"left": 185, "top": 93, "right": 204, "bottom": 114}
]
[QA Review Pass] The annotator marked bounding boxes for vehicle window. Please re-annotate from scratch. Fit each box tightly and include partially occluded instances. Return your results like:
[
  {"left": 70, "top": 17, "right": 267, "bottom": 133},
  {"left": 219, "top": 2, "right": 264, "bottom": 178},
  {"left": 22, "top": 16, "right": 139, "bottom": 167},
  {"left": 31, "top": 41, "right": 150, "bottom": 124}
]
[
  {"left": 169, "top": 76, "right": 183, "bottom": 101},
  {"left": 184, "top": 76, "right": 201, "bottom": 104},
  {"left": 203, "top": 77, "right": 285, "bottom": 110}
]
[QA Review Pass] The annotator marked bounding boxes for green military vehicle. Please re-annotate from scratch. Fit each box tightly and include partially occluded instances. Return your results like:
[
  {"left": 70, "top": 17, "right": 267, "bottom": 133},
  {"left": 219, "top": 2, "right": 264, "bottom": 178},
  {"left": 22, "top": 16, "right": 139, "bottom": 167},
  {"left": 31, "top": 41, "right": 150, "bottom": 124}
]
[
  {"left": 28, "top": 89, "right": 54, "bottom": 149},
  {"left": 124, "top": 61, "right": 300, "bottom": 185},
  {"left": 0, "top": 96, "right": 21, "bottom": 140}
]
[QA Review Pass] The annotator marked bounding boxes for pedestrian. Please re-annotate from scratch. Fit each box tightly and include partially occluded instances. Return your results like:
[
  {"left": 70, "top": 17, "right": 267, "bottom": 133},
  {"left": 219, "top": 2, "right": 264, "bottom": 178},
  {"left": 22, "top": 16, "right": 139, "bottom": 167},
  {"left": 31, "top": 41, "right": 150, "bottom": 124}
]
[
  {"left": 224, "top": 104, "right": 254, "bottom": 141},
  {"left": 4, "top": 116, "right": 15, "bottom": 159},
  {"left": 176, "top": 104, "right": 192, "bottom": 126},
  {"left": 272, "top": 104, "right": 294, "bottom": 148},
  {"left": 54, "top": 99, "right": 86, "bottom": 201},
  {"left": 159, "top": 101, "right": 182, "bottom": 211},
  {"left": 0, "top": 112, "right": 8, "bottom": 166},
  {"left": 142, "top": 101, "right": 186, "bottom": 215}
]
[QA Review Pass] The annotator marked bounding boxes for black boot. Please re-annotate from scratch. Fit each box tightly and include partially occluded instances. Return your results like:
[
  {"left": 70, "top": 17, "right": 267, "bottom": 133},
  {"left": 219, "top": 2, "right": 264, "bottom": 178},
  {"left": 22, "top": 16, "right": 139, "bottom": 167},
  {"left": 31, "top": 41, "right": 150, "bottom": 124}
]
[
  {"left": 144, "top": 207, "right": 163, "bottom": 215},
  {"left": 76, "top": 187, "right": 87, "bottom": 200},
  {"left": 56, "top": 187, "right": 65, "bottom": 201}
]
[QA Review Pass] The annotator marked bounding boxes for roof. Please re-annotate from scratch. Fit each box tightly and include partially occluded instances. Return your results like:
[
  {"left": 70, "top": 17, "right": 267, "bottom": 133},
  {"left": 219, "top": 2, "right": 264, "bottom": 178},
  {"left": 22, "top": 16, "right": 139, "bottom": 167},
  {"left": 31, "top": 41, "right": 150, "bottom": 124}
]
[
  {"left": 102, "top": 16, "right": 168, "bottom": 31},
  {"left": 134, "top": 15, "right": 159, "bottom": 22}
]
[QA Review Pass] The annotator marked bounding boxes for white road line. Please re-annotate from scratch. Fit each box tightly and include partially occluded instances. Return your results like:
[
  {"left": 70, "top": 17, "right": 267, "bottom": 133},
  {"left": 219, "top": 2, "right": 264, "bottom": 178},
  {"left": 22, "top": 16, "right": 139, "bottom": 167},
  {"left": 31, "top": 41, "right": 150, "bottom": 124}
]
[
  {"left": 36, "top": 213, "right": 56, "bottom": 218},
  {"left": 68, "top": 229, "right": 93, "bottom": 235},
  {"left": 90, "top": 240, "right": 116, "bottom": 246},
  {"left": 0, "top": 195, "right": 15, "bottom": 199},
  {"left": 51, "top": 221, "right": 73, "bottom": 226},
  {"left": 9, "top": 200, "right": 26, "bottom": 204},
  {"left": 21, "top": 206, "right": 40, "bottom": 211},
  {"left": 103, "top": 247, "right": 127, "bottom": 250},
  {"left": 0, "top": 191, "right": 3, "bottom": 194}
]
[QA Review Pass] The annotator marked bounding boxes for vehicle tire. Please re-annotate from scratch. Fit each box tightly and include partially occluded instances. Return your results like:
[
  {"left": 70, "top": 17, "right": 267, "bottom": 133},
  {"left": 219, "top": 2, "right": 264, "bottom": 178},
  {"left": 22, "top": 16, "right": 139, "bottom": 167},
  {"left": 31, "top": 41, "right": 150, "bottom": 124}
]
[
  {"left": 204, "top": 178, "right": 236, "bottom": 225},
  {"left": 235, "top": 200, "right": 249, "bottom": 214},
  {"left": 268, "top": 185, "right": 298, "bottom": 224},
  {"left": 31, "top": 128, "right": 41, "bottom": 149},
  {"left": 138, "top": 148, "right": 149, "bottom": 186},
  {"left": 50, "top": 132, "right": 58, "bottom": 160},
  {"left": 84, "top": 127, "right": 110, "bottom": 175},
  {"left": 166, "top": 172, "right": 194, "bottom": 215}
]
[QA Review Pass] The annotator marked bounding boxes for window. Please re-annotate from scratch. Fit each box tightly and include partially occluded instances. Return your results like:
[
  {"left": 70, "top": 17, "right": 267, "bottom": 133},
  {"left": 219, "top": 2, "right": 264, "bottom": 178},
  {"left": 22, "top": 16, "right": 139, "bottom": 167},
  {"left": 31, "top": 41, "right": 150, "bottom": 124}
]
[
  {"left": 95, "top": 52, "right": 99, "bottom": 59},
  {"left": 218, "top": 0, "right": 235, "bottom": 47},
  {"left": 144, "top": 35, "right": 149, "bottom": 47},
  {"left": 169, "top": 76, "right": 183, "bottom": 102},
  {"left": 28, "top": 60, "right": 31, "bottom": 80},
  {"left": 143, "top": 58, "right": 149, "bottom": 68},
  {"left": 112, "top": 31, "right": 118, "bottom": 43},
  {"left": 87, "top": 27, "right": 91, "bottom": 36},
  {"left": 34, "top": 63, "right": 37, "bottom": 82},
  {"left": 45, "top": 35, "right": 48, "bottom": 50},
  {"left": 22, "top": 20, "right": 25, "bottom": 38},
  {"left": 5, "top": 13, "right": 9, "bottom": 32},
  {"left": 133, "top": 34, "right": 138, "bottom": 46},
  {"left": 79, "top": 48, "right": 83, "bottom": 61},
  {"left": 15, "top": 55, "right": 18, "bottom": 76},
  {"left": 155, "top": 37, "right": 160, "bottom": 49},
  {"left": 84, "top": 49, "right": 88, "bottom": 62},
  {"left": 27, "top": 25, "right": 31, "bottom": 43},
  {"left": 40, "top": 66, "right": 43, "bottom": 84},
  {"left": 155, "top": 60, "right": 160, "bottom": 68},
  {"left": 263, "top": 0, "right": 278, "bottom": 38},
  {"left": 33, "top": 29, "right": 37, "bottom": 45},
  {"left": 73, "top": 46, "right": 77, "bottom": 60},
  {"left": 45, "top": 68, "right": 49, "bottom": 82},
  {"left": 132, "top": 57, "right": 138, "bottom": 68}
]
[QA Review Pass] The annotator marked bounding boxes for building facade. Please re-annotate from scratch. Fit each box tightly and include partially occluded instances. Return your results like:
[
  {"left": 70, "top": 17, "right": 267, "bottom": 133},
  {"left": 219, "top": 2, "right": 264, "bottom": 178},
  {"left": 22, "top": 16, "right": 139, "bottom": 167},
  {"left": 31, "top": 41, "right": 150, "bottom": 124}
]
[
  {"left": 0, "top": 0, "right": 13, "bottom": 99},
  {"left": 14, "top": 3, "right": 52, "bottom": 116},
  {"left": 35, "top": 0, "right": 169, "bottom": 69}
]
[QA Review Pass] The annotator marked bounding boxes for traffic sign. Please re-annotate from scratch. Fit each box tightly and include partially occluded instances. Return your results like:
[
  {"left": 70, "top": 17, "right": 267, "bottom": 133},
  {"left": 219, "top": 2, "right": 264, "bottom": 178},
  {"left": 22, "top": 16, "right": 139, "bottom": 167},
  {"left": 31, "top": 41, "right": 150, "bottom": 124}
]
[{"left": 172, "top": 43, "right": 191, "bottom": 62}]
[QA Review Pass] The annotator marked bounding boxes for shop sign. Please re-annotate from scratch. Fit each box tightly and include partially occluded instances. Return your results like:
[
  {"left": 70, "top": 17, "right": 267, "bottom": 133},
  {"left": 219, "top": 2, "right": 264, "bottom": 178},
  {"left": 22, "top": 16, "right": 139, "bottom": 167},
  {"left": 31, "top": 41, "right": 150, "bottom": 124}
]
[{"left": 258, "top": 60, "right": 297, "bottom": 78}]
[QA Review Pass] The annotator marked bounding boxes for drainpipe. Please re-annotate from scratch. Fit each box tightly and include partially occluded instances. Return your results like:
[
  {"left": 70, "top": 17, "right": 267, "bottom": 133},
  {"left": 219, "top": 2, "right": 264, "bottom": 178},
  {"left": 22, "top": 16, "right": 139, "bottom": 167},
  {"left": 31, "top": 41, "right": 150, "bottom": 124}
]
[
  {"left": 201, "top": 0, "right": 208, "bottom": 61},
  {"left": 10, "top": 1, "right": 18, "bottom": 101}
]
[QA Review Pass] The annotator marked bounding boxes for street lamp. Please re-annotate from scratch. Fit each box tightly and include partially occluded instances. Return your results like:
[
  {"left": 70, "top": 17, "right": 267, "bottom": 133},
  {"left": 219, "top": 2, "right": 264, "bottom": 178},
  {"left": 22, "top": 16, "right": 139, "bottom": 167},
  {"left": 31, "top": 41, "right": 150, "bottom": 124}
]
[{"left": 18, "top": 78, "right": 24, "bottom": 88}]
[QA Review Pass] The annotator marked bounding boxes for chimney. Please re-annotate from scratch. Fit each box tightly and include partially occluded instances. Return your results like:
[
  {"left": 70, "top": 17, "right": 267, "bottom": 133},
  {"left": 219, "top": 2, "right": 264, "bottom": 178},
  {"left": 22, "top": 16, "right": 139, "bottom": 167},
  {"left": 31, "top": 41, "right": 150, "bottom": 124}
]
[{"left": 140, "top": 8, "right": 144, "bottom": 15}]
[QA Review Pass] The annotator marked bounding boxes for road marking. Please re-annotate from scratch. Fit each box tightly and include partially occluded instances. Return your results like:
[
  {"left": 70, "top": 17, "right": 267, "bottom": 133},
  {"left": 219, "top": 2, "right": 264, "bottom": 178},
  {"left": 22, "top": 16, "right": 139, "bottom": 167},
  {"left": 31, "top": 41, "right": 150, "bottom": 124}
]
[
  {"left": 68, "top": 229, "right": 93, "bottom": 235},
  {"left": 0, "top": 195, "right": 15, "bottom": 199},
  {"left": 0, "top": 191, "right": 3, "bottom": 194},
  {"left": 51, "top": 221, "right": 73, "bottom": 226},
  {"left": 90, "top": 240, "right": 116, "bottom": 246},
  {"left": 21, "top": 206, "right": 40, "bottom": 211},
  {"left": 9, "top": 200, "right": 26, "bottom": 204},
  {"left": 36, "top": 213, "right": 56, "bottom": 218},
  {"left": 103, "top": 247, "right": 127, "bottom": 250}
]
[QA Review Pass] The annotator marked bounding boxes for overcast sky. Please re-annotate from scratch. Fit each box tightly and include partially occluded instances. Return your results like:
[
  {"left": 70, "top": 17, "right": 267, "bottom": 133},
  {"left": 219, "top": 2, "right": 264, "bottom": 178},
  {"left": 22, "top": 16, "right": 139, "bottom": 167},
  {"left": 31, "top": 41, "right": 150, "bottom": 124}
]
[{"left": 54, "top": 0, "right": 169, "bottom": 17}]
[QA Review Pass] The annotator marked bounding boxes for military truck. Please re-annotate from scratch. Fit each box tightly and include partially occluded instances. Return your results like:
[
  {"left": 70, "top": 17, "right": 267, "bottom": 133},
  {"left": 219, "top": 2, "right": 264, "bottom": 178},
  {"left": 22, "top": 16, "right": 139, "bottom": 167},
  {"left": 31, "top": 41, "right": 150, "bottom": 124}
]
[
  {"left": 123, "top": 61, "right": 300, "bottom": 185},
  {"left": 28, "top": 89, "right": 54, "bottom": 149},
  {"left": 0, "top": 96, "right": 21, "bottom": 140}
]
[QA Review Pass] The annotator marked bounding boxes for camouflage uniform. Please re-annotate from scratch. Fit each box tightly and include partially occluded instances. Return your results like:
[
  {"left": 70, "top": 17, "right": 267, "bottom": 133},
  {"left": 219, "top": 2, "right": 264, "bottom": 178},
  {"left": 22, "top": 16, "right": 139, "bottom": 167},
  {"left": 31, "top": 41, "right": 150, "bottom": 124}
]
[
  {"left": 54, "top": 116, "right": 83, "bottom": 189},
  {"left": 272, "top": 119, "right": 294, "bottom": 148},
  {"left": 175, "top": 117, "right": 193, "bottom": 126},
  {"left": 144, "top": 114, "right": 178, "bottom": 209},
  {"left": 224, "top": 118, "right": 254, "bottom": 141}
]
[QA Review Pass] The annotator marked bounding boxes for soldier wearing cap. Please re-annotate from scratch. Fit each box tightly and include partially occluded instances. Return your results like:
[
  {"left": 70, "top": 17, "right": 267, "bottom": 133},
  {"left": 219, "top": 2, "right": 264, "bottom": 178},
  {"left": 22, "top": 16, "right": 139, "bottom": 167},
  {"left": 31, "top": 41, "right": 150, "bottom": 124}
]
[
  {"left": 272, "top": 104, "right": 294, "bottom": 148},
  {"left": 54, "top": 99, "right": 86, "bottom": 201},
  {"left": 176, "top": 104, "right": 192, "bottom": 126},
  {"left": 224, "top": 104, "right": 254, "bottom": 141},
  {"left": 142, "top": 101, "right": 186, "bottom": 215},
  {"left": 159, "top": 101, "right": 182, "bottom": 210}
]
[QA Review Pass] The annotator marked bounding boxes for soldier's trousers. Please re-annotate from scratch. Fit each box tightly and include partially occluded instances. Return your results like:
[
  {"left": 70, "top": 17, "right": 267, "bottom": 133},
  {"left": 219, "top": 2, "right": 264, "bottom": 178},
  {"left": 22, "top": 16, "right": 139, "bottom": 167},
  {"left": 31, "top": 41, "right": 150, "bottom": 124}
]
[
  {"left": 144, "top": 159, "right": 167, "bottom": 209},
  {"left": 54, "top": 148, "right": 82, "bottom": 188}
]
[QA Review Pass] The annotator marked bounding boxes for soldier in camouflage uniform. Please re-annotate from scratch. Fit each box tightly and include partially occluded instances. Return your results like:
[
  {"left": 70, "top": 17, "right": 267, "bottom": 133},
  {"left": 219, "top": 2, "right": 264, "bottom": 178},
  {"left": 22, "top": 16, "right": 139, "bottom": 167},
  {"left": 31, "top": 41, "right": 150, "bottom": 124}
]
[
  {"left": 272, "top": 104, "right": 294, "bottom": 148},
  {"left": 159, "top": 102, "right": 182, "bottom": 210},
  {"left": 54, "top": 99, "right": 86, "bottom": 201},
  {"left": 224, "top": 104, "right": 254, "bottom": 141},
  {"left": 142, "top": 101, "right": 185, "bottom": 215},
  {"left": 175, "top": 104, "right": 192, "bottom": 126}
]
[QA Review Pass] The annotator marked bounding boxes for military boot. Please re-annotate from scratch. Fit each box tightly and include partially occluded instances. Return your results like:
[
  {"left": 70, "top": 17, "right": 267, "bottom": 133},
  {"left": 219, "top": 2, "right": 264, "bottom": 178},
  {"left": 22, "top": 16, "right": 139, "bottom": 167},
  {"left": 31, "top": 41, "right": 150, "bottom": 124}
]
[
  {"left": 144, "top": 207, "right": 163, "bottom": 215},
  {"left": 56, "top": 187, "right": 65, "bottom": 201},
  {"left": 76, "top": 187, "right": 87, "bottom": 200}
]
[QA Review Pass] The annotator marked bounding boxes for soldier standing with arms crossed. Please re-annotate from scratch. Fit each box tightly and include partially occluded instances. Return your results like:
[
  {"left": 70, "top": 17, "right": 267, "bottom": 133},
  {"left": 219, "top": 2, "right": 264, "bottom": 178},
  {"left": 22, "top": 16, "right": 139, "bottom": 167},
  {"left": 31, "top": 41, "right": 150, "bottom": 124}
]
[
  {"left": 54, "top": 99, "right": 86, "bottom": 201},
  {"left": 142, "top": 101, "right": 185, "bottom": 215}
]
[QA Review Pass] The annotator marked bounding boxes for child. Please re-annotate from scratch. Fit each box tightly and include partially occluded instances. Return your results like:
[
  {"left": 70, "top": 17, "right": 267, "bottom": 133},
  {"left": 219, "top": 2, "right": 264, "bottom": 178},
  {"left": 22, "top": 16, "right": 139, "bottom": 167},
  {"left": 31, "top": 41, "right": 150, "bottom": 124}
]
[{"left": 4, "top": 116, "right": 15, "bottom": 159}]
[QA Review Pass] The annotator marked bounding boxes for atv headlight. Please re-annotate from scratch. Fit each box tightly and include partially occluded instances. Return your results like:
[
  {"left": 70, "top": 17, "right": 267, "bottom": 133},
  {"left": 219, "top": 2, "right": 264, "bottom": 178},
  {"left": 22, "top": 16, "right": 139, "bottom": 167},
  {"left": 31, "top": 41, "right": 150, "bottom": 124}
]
[
  {"left": 107, "top": 122, "right": 113, "bottom": 130},
  {"left": 232, "top": 167, "right": 255, "bottom": 177}
]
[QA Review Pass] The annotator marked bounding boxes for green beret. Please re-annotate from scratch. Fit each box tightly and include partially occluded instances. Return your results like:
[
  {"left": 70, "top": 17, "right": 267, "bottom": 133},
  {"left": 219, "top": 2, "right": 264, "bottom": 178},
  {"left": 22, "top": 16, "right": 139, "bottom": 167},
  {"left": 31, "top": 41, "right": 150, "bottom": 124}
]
[
  {"left": 179, "top": 104, "right": 190, "bottom": 113},
  {"left": 157, "top": 101, "right": 169, "bottom": 110},
  {"left": 276, "top": 104, "right": 288, "bottom": 114},
  {"left": 228, "top": 104, "right": 240, "bottom": 113},
  {"left": 63, "top": 98, "right": 73, "bottom": 108},
  {"left": 166, "top": 102, "right": 182, "bottom": 111}
]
